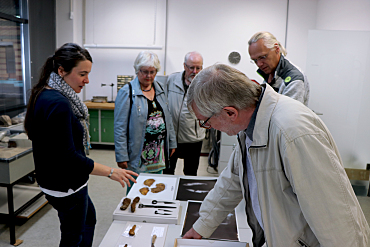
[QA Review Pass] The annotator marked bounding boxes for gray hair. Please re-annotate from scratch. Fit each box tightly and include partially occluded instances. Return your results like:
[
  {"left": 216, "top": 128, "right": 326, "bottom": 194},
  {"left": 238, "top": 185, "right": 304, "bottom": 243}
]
[
  {"left": 248, "top": 31, "right": 287, "bottom": 56},
  {"left": 133, "top": 51, "right": 161, "bottom": 74},
  {"left": 184, "top": 51, "right": 203, "bottom": 63},
  {"left": 187, "top": 64, "right": 261, "bottom": 117}
]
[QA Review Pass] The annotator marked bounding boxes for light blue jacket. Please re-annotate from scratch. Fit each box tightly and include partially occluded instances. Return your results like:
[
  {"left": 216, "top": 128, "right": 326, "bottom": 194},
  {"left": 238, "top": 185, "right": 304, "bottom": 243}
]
[{"left": 114, "top": 77, "right": 177, "bottom": 173}]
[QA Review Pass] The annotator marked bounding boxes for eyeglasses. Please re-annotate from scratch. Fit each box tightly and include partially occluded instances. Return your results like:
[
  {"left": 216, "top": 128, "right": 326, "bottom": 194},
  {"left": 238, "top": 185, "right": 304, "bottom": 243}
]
[
  {"left": 250, "top": 48, "right": 274, "bottom": 64},
  {"left": 185, "top": 63, "right": 202, "bottom": 72},
  {"left": 199, "top": 113, "right": 214, "bottom": 129},
  {"left": 140, "top": 69, "right": 157, "bottom": 76}
]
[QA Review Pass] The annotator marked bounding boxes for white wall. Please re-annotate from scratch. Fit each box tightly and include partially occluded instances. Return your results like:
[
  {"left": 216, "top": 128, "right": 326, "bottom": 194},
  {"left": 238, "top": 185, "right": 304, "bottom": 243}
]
[
  {"left": 285, "top": 0, "right": 318, "bottom": 72},
  {"left": 316, "top": 0, "right": 370, "bottom": 31},
  {"left": 166, "top": 0, "right": 288, "bottom": 81},
  {"left": 306, "top": 30, "right": 370, "bottom": 169},
  {"left": 83, "top": 0, "right": 167, "bottom": 101},
  {"left": 304, "top": 0, "right": 370, "bottom": 169}
]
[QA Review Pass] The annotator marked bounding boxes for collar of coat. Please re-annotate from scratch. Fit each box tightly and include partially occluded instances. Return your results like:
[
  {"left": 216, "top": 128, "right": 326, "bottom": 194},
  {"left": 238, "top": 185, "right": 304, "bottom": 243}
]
[{"left": 239, "top": 84, "right": 280, "bottom": 147}]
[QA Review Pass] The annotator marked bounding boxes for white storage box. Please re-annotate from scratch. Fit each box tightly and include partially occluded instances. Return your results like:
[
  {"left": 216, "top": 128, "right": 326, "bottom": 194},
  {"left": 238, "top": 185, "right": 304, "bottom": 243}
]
[
  {"left": 127, "top": 174, "right": 178, "bottom": 200},
  {"left": 114, "top": 221, "right": 168, "bottom": 247},
  {"left": 113, "top": 197, "right": 181, "bottom": 224},
  {"left": 174, "top": 238, "right": 249, "bottom": 247}
]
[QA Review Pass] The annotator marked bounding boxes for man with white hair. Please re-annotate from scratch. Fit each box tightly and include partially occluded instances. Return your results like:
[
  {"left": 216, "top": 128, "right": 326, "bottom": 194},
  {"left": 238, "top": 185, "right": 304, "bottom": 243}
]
[
  {"left": 163, "top": 51, "right": 205, "bottom": 176},
  {"left": 248, "top": 31, "right": 309, "bottom": 106},
  {"left": 183, "top": 64, "right": 369, "bottom": 246}
]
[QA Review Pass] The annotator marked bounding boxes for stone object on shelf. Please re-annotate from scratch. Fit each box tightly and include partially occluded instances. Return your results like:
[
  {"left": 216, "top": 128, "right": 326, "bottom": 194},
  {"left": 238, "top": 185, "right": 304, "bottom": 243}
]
[
  {"left": 91, "top": 96, "right": 108, "bottom": 103},
  {"left": 0, "top": 115, "right": 12, "bottom": 127}
]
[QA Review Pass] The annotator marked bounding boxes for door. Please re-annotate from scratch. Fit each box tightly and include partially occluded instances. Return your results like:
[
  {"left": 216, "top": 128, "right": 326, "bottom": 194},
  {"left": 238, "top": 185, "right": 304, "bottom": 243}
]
[{"left": 101, "top": 110, "right": 114, "bottom": 143}]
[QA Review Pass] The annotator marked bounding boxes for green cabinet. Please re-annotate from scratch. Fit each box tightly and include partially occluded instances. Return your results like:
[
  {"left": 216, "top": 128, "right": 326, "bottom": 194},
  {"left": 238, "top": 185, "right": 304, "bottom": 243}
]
[
  {"left": 88, "top": 109, "right": 114, "bottom": 144},
  {"left": 101, "top": 110, "right": 114, "bottom": 143},
  {"left": 89, "top": 109, "right": 99, "bottom": 142}
]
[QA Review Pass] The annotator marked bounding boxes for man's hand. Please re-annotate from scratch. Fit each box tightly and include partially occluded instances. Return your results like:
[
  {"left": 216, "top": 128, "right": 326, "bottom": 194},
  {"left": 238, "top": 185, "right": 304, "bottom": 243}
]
[
  {"left": 183, "top": 227, "right": 202, "bottom": 239},
  {"left": 117, "top": 161, "right": 128, "bottom": 169}
]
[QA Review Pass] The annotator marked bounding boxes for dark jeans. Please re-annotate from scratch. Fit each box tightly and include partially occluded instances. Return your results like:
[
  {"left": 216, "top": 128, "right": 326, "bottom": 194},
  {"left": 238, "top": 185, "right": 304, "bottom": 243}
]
[
  {"left": 45, "top": 186, "right": 96, "bottom": 247},
  {"left": 163, "top": 141, "right": 203, "bottom": 176}
]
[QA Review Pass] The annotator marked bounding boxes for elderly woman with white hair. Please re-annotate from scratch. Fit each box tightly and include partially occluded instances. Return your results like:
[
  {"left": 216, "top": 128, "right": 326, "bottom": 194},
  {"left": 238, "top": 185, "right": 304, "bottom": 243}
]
[{"left": 114, "top": 51, "right": 176, "bottom": 192}]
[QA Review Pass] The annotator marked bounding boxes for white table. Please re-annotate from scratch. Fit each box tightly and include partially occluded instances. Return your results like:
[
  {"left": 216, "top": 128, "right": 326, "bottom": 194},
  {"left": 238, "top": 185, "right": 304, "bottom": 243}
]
[{"left": 99, "top": 173, "right": 253, "bottom": 247}]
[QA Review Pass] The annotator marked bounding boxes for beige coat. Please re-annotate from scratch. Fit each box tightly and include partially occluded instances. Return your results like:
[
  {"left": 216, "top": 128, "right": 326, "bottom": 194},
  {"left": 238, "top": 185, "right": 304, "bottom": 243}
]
[{"left": 193, "top": 84, "right": 369, "bottom": 246}]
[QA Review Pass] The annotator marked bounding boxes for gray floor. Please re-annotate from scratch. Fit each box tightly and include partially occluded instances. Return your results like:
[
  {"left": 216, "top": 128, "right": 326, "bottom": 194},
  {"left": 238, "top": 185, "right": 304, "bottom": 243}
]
[{"left": 0, "top": 149, "right": 369, "bottom": 247}]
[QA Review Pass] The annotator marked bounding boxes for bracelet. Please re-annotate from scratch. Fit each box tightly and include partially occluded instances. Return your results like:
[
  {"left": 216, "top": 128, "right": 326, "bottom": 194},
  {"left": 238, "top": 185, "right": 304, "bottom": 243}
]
[{"left": 108, "top": 168, "right": 114, "bottom": 178}]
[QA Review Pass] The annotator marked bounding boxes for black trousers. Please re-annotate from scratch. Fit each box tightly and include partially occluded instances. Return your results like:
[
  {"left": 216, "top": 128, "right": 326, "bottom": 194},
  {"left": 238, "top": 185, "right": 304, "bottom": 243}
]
[
  {"left": 45, "top": 186, "right": 96, "bottom": 247},
  {"left": 163, "top": 141, "right": 203, "bottom": 176}
]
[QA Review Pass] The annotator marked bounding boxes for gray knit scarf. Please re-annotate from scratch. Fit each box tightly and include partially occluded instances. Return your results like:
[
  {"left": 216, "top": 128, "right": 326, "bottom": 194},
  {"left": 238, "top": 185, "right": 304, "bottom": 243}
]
[{"left": 48, "top": 72, "right": 90, "bottom": 153}]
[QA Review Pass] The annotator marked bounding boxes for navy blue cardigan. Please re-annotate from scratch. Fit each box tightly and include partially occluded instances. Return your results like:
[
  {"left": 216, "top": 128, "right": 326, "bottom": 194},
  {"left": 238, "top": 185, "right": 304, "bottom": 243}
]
[{"left": 31, "top": 89, "right": 94, "bottom": 192}]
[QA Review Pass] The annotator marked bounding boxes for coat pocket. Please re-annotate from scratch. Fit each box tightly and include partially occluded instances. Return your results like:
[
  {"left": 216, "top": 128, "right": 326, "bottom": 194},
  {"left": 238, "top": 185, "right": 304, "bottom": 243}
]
[{"left": 296, "top": 238, "right": 310, "bottom": 247}]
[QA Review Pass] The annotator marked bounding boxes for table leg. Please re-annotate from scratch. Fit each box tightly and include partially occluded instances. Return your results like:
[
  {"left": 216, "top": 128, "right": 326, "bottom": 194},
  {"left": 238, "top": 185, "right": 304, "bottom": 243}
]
[{"left": 7, "top": 185, "right": 16, "bottom": 245}]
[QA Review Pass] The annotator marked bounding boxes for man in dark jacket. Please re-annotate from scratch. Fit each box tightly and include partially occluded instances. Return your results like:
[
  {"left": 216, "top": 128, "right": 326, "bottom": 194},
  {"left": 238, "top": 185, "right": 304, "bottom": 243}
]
[{"left": 248, "top": 31, "right": 309, "bottom": 106}]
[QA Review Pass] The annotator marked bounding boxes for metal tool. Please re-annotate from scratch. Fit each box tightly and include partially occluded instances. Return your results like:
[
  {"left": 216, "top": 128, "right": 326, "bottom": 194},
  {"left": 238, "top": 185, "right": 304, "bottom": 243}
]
[
  {"left": 151, "top": 234, "right": 157, "bottom": 247},
  {"left": 151, "top": 200, "right": 175, "bottom": 204},
  {"left": 155, "top": 211, "right": 171, "bottom": 215},
  {"left": 138, "top": 204, "right": 176, "bottom": 209},
  {"left": 158, "top": 209, "right": 172, "bottom": 212},
  {"left": 101, "top": 83, "right": 115, "bottom": 102}
]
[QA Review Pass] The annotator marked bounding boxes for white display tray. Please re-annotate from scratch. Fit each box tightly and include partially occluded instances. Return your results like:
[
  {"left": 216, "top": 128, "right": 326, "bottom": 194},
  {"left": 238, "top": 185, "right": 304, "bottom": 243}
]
[
  {"left": 127, "top": 174, "right": 178, "bottom": 200},
  {"left": 115, "top": 221, "right": 168, "bottom": 247},
  {"left": 113, "top": 197, "right": 181, "bottom": 224},
  {"left": 175, "top": 238, "right": 249, "bottom": 247}
]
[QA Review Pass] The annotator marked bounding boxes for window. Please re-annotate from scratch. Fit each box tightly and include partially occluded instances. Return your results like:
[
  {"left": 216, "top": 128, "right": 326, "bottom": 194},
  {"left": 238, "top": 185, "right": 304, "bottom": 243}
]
[{"left": 0, "top": 0, "right": 29, "bottom": 119}]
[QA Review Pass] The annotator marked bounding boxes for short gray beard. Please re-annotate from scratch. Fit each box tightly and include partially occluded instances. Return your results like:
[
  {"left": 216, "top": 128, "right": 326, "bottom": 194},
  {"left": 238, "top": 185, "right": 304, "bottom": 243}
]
[{"left": 187, "top": 74, "right": 196, "bottom": 84}]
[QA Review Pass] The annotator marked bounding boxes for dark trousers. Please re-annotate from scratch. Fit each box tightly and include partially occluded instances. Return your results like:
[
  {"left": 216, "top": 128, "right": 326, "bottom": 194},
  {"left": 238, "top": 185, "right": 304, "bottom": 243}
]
[
  {"left": 45, "top": 186, "right": 96, "bottom": 247},
  {"left": 163, "top": 141, "right": 203, "bottom": 176}
]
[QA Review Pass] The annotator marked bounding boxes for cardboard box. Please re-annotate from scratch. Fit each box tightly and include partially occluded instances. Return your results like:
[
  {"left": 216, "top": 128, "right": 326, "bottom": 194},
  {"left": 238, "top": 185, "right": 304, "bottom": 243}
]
[
  {"left": 174, "top": 238, "right": 249, "bottom": 247},
  {"left": 345, "top": 168, "right": 370, "bottom": 181},
  {"left": 113, "top": 197, "right": 181, "bottom": 224}
]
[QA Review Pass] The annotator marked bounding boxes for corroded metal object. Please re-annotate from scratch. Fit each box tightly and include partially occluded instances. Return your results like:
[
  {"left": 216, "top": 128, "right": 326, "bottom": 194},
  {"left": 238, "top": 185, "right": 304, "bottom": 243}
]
[
  {"left": 151, "top": 183, "right": 165, "bottom": 193},
  {"left": 120, "top": 198, "right": 131, "bottom": 210},
  {"left": 131, "top": 196, "right": 140, "bottom": 212},
  {"left": 129, "top": 225, "right": 136, "bottom": 236}
]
